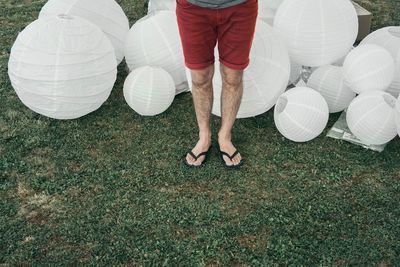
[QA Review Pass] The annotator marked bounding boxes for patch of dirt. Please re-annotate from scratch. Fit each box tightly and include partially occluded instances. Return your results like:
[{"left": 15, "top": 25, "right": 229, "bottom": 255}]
[
  {"left": 236, "top": 235, "right": 257, "bottom": 249},
  {"left": 236, "top": 229, "right": 270, "bottom": 251},
  {"left": 16, "top": 182, "right": 60, "bottom": 225}
]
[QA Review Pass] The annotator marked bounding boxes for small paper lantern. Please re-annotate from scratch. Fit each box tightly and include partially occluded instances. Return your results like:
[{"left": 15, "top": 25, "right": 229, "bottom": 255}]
[
  {"left": 39, "top": 0, "right": 129, "bottom": 64},
  {"left": 307, "top": 65, "right": 356, "bottom": 113},
  {"left": 343, "top": 44, "right": 395, "bottom": 94},
  {"left": 8, "top": 15, "right": 117, "bottom": 120},
  {"left": 125, "top": 11, "right": 187, "bottom": 94},
  {"left": 148, "top": 0, "right": 176, "bottom": 13},
  {"left": 274, "top": 87, "right": 329, "bottom": 142},
  {"left": 347, "top": 91, "right": 397, "bottom": 145},
  {"left": 123, "top": 66, "right": 175, "bottom": 116},
  {"left": 361, "top": 26, "right": 400, "bottom": 97},
  {"left": 258, "top": 0, "right": 284, "bottom": 25},
  {"left": 274, "top": 0, "right": 358, "bottom": 67},
  {"left": 186, "top": 20, "right": 290, "bottom": 118}
]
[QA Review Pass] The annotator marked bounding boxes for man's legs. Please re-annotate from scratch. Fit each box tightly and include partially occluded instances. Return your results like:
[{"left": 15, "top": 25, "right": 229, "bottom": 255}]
[
  {"left": 218, "top": 64, "right": 244, "bottom": 166},
  {"left": 185, "top": 65, "right": 214, "bottom": 166}
]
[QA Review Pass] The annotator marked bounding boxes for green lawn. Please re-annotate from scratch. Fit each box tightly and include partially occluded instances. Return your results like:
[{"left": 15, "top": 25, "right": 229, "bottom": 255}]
[{"left": 1, "top": 0, "right": 399, "bottom": 266}]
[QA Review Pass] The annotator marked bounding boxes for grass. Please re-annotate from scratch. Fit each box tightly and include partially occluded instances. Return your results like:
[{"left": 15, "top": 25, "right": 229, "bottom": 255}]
[{"left": 1, "top": 0, "right": 399, "bottom": 266}]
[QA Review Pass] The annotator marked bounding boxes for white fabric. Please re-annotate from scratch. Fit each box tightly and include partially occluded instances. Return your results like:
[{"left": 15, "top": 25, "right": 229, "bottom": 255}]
[
  {"left": 343, "top": 44, "right": 395, "bottom": 94},
  {"left": 8, "top": 15, "right": 117, "bottom": 120},
  {"left": 361, "top": 26, "right": 400, "bottom": 97},
  {"left": 125, "top": 11, "right": 187, "bottom": 94},
  {"left": 39, "top": 0, "right": 129, "bottom": 64},
  {"left": 274, "top": 0, "right": 358, "bottom": 67},
  {"left": 347, "top": 91, "right": 397, "bottom": 145},
  {"left": 148, "top": 0, "right": 176, "bottom": 13},
  {"left": 186, "top": 20, "right": 290, "bottom": 118},
  {"left": 124, "top": 66, "right": 175, "bottom": 116},
  {"left": 274, "top": 87, "right": 329, "bottom": 142},
  {"left": 307, "top": 65, "right": 356, "bottom": 113}
]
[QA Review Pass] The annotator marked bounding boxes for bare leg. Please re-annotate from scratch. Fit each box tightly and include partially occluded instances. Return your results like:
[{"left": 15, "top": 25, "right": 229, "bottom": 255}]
[
  {"left": 185, "top": 65, "right": 214, "bottom": 166},
  {"left": 218, "top": 64, "right": 243, "bottom": 166}
]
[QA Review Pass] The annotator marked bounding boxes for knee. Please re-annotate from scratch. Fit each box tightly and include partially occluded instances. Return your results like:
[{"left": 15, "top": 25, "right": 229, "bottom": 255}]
[
  {"left": 221, "top": 68, "right": 243, "bottom": 89},
  {"left": 191, "top": 67, "right": 214, "bottom": 92}
]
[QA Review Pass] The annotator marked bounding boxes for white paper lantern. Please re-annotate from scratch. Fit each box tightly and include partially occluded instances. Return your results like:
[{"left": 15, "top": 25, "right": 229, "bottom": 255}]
[
  {"left": 125, "top": 11, "right": 187, "bottom": 94},
  {"left": 39, "top": 0, "right": 129, "bottom": 64},
  {"left": 274, "top": 87, "right": 329, "bottom": 142},
  {"left": 343, "top": 44, "right": 395, "bottom": 94},
  {"left": 148, "top": 0, "right": 176, "bottom": 13},
  {"left": 361, "top": 27, "right": 400, "bottom": 97},
  {"left": 186, "top": 20, "right": 290, "bottom": 118},
  {"left": 307, "top": 65, "right": 356, "bottom": 113},
  {"left": 8, "top": 15, "right": 117, "bottom": 120},
  {"left": 274, "top": 0, "right": 358, "bottom": 67},
  {"left": 123, "top": 66, "right": 175, "bottom": 116},
  {"left": 347, "top": 91, "right": 397, "bottom": 145},
  {"left": 258, "top": 0, "right": 284, "bottom": 26}
]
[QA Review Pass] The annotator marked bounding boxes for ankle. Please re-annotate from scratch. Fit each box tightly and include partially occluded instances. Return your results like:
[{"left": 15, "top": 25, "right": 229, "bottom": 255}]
[
  {"left": 218, "top": 132, "right": 232, "bottom": 143},
  {"left": 199, "top": 132, "right": 212, "bottom": 144}
]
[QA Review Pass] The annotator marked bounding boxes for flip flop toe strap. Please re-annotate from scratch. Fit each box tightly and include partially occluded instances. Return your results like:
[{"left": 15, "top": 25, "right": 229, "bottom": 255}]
[
  {"left": 187, "top": 150, "right": 199, "bottom": 161},
  {"left": 229, "top": 150, "right": 239, "bottom": 161},
  {"left": 187, "top": 150, "right": 208, "bottom": 161},
  {"left": 221, "top": 150, "right": 239, "bottom": 161}
]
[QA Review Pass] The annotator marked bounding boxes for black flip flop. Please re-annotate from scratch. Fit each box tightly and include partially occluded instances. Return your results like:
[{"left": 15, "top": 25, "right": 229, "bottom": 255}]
[
  {"left": 219, "top": 149, "right": 243, "bottom": 169},
  {"left": 182, "top": 146, "right": 212, "bottom": 168}
]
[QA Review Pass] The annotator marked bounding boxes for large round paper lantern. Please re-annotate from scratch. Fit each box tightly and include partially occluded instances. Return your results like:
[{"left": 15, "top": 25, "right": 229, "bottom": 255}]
[
  {"left": 274, "top": 87, "right": 329, "bottom": 142},
  {"left": 258, "top": 0, "right": 284, "bottom": 25},
  {"left": 361, "top": 27, "right": 400, "bottom": 97},
  {"left": 148, "top": 0, "right": 176, "bottom": 13},
  {"left": 39, "top": 0, "right": 129, "bottom": 64},
  {"left": 125, "top": 11, "right": 187, "bottom": 94},
  {"left": 8, "top": 15, "right": 117, "bottom": 120},
  {"left": 307, "top": 65, "right": 356, "bottom": 113},
  {"left": 274, "top": 0, "right": 358, "bottom": 67},
  {"left": 123, "top": 66, "right": 175, "bottom": 116},
  {"left": 347, "top": 91, "right": 397, "bottom": 145},
  {"left": 343, "top": 44, "right": 395, "bottom": 94},
  {"left": 186, "top": 20, "right": 289, "bottom": 118}
]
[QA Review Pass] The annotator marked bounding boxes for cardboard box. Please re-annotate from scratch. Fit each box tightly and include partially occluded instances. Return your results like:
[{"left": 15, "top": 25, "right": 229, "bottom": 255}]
[{"left": 353, "top": 1, "right": 372, "bottom": 42}]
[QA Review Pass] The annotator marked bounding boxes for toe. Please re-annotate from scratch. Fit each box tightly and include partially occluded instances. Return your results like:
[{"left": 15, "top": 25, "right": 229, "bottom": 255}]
[
  {"left": 198, "top": 155, "right": 205, "bottom": 166},
  {"left": 223, "top": 155, "right": 234, "bottom": 166},
  {"left": 186, "top": 154, "right": 195, "bottom": 165},
  {"left": 233, "top": 154, "right": 241, "bottom": 165},
  {"left": 187, "top": 154, "right": 205, "bottom": 167}
]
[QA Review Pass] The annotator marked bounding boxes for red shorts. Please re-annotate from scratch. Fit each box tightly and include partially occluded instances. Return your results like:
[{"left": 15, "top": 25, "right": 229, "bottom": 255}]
[{"left": 176, "top": 0, "right": 258, "bottom": 70}]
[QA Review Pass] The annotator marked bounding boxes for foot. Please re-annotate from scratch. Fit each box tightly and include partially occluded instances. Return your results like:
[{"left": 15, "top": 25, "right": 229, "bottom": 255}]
[
  {"left": 218, "top": 138, "right": 242, "bottom": 167},
  {"left": 185, "top": 139, "right": 212, "bottom": 167}
]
